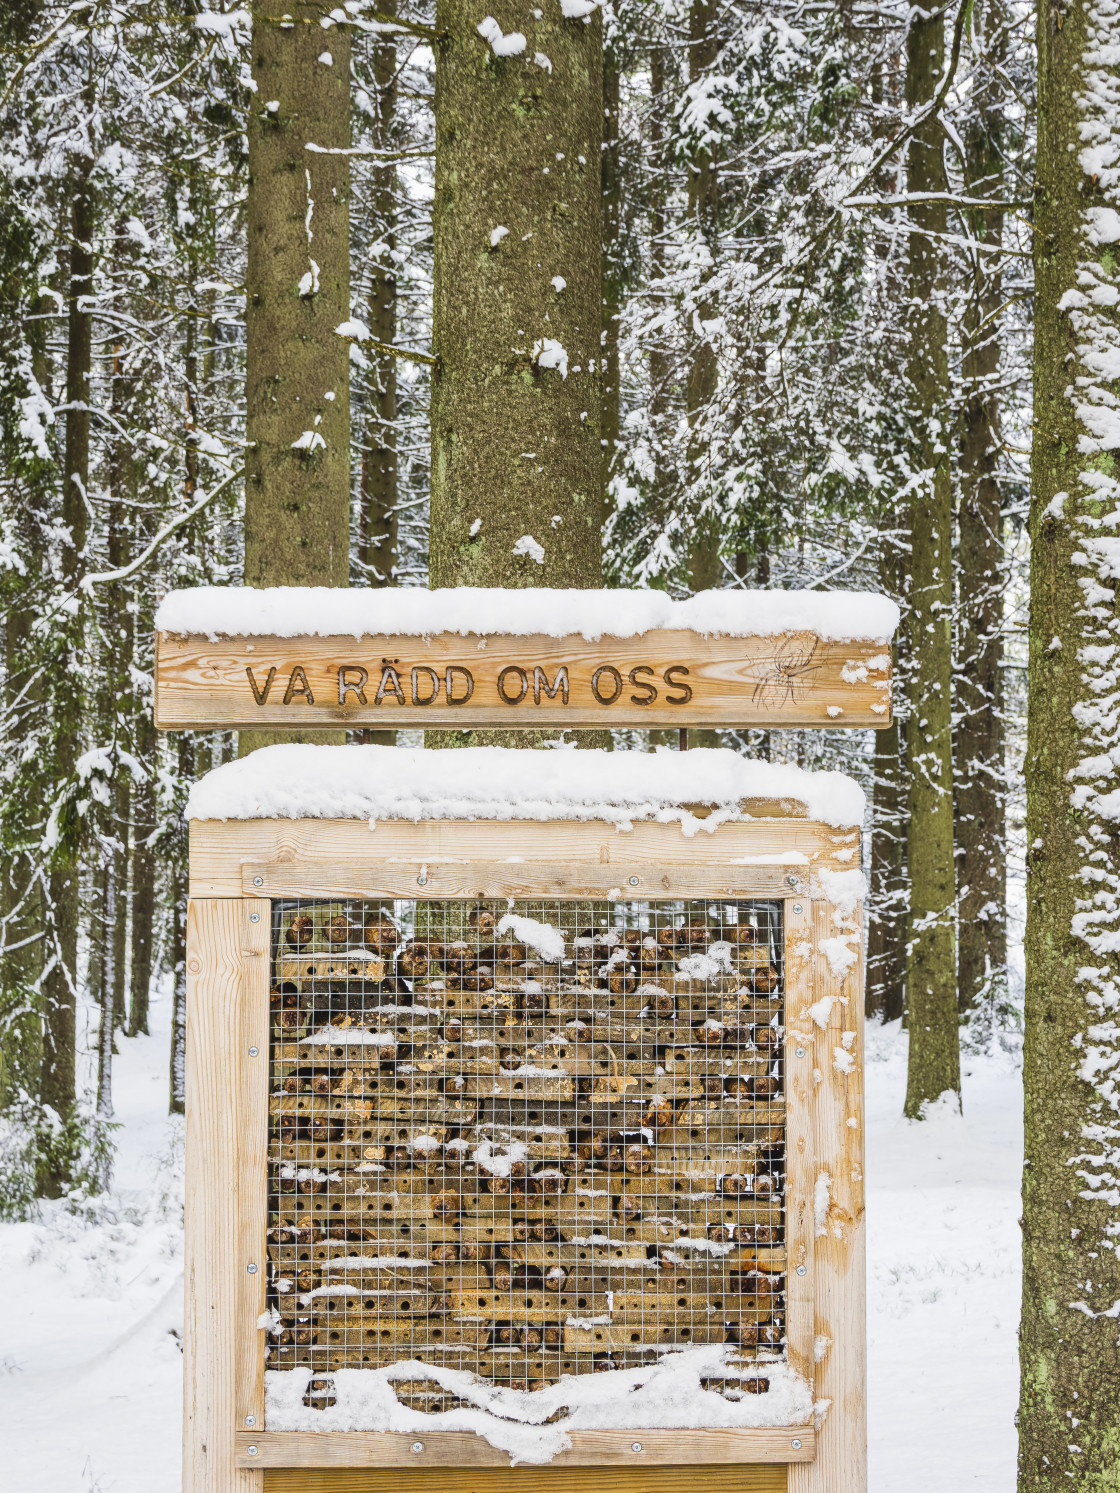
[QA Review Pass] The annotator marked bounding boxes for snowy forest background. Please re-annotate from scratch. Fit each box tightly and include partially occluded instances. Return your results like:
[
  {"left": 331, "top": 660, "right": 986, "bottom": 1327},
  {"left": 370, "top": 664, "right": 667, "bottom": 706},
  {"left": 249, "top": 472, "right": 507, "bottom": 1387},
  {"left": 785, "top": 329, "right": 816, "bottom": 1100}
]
[
  {"left": 0, "top": 0, "right": 1060, "bottom": 1485},
  {"left": 0, "top": 0, "right": 1031, "bottom": 1206}
]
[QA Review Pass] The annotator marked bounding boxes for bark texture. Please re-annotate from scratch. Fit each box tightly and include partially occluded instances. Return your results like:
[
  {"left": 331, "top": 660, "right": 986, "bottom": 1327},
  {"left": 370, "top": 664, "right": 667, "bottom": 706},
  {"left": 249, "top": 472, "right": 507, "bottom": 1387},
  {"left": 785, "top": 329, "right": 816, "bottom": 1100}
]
[
  {"left": 1019, "top": 0, "right": 1120, "bottom": 1480},
  {"left": 955, "top": 0, "right": 1007, "bottom": 1014},
  {"left": 685, "top": 0, "right": 720, "bottom": 593},
  {"left": 243, "top": 1, "right": 350, "bottom": 751},
  {"left": 903, "top": 4, "right": 959, "bottom": 1115},
  {"left": 429, "top": 0, "right": 603, "bottom": 590},
  {"left": 602, "top": 46, "right": 621, "bottom": 498},
  {"left": 428, "top": 0, "right": 604, "bottom": 749},
  {"left": 358, "top": 16, "right": 399, "bottom": 592},
  {"left": 40, "top": 147, "right": 95, "bottom": 1191}
]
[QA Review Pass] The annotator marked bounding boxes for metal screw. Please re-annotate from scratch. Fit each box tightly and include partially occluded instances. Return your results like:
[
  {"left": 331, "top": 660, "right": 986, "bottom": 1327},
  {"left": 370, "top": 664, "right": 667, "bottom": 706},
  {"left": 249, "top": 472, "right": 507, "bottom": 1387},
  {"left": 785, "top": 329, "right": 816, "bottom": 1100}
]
[
  {"left": 795, "top": 1047, "right": 806, "bottom": 1059},
  {"left": 247, "top": 1445, "right": 259, "bottom": 1457},
  {"left": 632, "top": 1442, "right": 643, "bottom": 1453},
  {"left": 247, "top": 1263, "right": 258, "bottom": 1274},
  {"left": 245, "top": 1415, "right": 255, "bottom": 1427},
  {"left": 786, "top": 874, "right": 802, "bottom": 888},
  {"left": 792, "top": 903, "right": 803, "bottom": 915},
  {"left": 417, "top": 871, "right": 428, "bottom": 887},
  {"left": 248, "top": 1047, "right": 259, "bottom": 1058},
  {"left": 249, "top": 912, "right": 260, "bottom": 923},
  {"left": 796, "top": 1265, "right": 807, "bottom": 1277},
  {"left": 791, "top": 1439, "right": 803, "bottom": 1451},
  {"left": 628, "top": 876, "right": 639, "bottom": 886},
  {"left": 411, "top": 1442, "right": 424, "bottom": 1453},
  {"left": 253, "top": 875, "right": 263, "bottom": 887}
]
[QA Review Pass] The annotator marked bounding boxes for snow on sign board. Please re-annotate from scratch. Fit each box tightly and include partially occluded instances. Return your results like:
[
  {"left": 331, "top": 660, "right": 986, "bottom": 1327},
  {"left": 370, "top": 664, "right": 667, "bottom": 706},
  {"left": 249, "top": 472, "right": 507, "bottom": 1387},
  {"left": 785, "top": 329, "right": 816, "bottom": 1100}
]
[{"left": 153, "top": 585, "right": 897, "bottom": 731}]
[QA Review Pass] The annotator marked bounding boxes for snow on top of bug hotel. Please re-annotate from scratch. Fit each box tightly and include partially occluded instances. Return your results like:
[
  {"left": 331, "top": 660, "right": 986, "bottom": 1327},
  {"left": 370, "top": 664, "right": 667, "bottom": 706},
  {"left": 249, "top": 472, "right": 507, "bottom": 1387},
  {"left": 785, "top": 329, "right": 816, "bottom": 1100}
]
[
  {"left": 155, "top": 585, "right": 899, "bottom": 643},
  {"left": 186, "top": 743, "right": 865, "bottom": 829}
]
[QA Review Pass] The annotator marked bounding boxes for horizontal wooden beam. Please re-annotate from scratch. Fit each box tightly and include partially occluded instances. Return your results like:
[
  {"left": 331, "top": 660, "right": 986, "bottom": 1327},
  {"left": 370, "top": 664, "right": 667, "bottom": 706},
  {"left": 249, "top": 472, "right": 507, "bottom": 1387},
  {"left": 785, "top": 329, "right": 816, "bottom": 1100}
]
[
  {"left": 237, "top": 1428, "right": 815, "bottom": 1468},
  {"left": 263, "top": 1464, "right": 788, "bottom": 1493},
  {"left": 155, "top": 629, "right": 891, "bottom": 731},
  {"left": 242, "top": 859, "right": 803, "bottom": 901},
  {"left": 189, "top": 818, "right": 858, "bottom": 898}
]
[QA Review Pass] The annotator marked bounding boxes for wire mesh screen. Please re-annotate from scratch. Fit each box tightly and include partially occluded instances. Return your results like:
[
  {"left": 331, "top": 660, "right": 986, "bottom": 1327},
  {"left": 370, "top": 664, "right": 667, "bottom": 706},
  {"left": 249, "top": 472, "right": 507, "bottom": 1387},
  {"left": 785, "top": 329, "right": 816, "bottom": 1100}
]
[{"left": 266, "top": 897, "right": 786, "bottom": 1412}]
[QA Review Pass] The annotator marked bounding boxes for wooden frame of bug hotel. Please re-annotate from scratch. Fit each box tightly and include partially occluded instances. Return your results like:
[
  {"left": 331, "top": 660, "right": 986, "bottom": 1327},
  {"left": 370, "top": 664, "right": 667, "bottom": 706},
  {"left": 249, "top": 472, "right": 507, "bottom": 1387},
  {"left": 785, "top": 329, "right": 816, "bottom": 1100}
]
[
  {"left": 163, "top": 587, "right": 891, "bottom": 1493},
  {"left": 182, "top": 755, "right": 868, "bottom": 1493}
]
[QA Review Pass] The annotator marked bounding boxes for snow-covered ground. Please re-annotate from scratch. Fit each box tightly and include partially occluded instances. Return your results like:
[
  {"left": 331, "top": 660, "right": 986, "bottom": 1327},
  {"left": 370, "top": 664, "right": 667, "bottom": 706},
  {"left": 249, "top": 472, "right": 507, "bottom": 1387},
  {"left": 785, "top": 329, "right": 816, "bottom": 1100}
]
[{"left": 0, "top": 999, "right": 1022, "bottom": 1492}]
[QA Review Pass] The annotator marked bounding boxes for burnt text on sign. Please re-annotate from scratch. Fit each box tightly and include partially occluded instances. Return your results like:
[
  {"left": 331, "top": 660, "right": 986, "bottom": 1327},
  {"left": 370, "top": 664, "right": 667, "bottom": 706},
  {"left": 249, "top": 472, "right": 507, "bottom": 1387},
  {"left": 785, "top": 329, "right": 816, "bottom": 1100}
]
[{"left": 155, "top": 630, "right": 892, "bottom": 731}]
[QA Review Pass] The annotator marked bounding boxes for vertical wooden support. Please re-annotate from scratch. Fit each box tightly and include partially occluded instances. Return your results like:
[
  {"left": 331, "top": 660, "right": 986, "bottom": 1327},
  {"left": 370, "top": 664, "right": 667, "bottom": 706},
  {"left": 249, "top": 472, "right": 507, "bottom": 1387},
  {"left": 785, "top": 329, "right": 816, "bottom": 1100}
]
[
  {"left": 237, "top": 903, "right": 272, "bottom": 1434},
  {"left": 783, "top": 899, "right": 815, "bottom": 1386},
  {"left": 184, "top": 898, "right": 264, "bottom": 1493},
  {"left": 787, "top": 895, "right": 867, "bottom": 1493}
]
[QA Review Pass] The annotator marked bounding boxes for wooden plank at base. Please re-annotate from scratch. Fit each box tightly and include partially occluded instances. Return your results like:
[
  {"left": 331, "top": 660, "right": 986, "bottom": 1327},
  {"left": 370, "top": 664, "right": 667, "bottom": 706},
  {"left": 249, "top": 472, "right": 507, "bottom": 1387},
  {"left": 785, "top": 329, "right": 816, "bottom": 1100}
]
[
  {"left": 155, "top": 628, "right": 891, "bottom": 730},
  {"left": 239, "top": 1429, "right": 813, "bottom": 1468},
  {"left": 263, "top": 1464, "right": 788, "bottom": 1493}
]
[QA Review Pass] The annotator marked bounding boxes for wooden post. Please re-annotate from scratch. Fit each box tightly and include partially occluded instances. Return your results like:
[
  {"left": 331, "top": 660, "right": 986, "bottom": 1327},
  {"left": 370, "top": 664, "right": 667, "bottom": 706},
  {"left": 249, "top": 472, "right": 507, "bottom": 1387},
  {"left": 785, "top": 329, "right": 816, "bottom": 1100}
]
[
  {"left": 184, "top": 898, "right": 266, "bottom": 1493},
  {"left": 787, "top": 896, "right": 867, "bottom": 1493}
]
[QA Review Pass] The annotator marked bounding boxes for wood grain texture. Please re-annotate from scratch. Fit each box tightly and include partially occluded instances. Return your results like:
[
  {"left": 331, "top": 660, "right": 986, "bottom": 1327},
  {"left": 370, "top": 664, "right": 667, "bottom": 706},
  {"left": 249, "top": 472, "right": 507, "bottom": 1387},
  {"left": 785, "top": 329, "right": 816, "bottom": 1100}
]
[
  {"left": 786, "top": 899, "right": 867, "bottom": 1493},
  {"left": 237, "top": 1429, "right": 814, "bottom": 1468},
  {"left": 262, "top": 1463, "right": 788, "bottom": 1492},
  {"left": 243, "top": 859, "right": 796, "bottom": 901},
  {"left": 184, "top": 899, "right": 263, "bottom": 1493},
  {"left": 782, "top": 902, "right": 815, "bottom": 1385},
  {"left": 190, "top": 818, "right": 859, "bottom": 899},
  {"left": 237, "top": 903, "right": 272, "bottom": 1437},
  {"left": 155, "top": 629, "right": 892, "bottom": 730}
]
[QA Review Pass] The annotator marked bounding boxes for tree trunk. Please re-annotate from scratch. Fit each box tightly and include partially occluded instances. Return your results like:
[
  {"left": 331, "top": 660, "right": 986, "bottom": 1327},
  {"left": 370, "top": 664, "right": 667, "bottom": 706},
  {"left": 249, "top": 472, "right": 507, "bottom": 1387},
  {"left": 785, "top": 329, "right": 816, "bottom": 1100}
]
[
  {"left": 648, "top": 44, "right": 672, "bottom": 517},
  {"left": 355, "top": 16, "right": 399, "bottom": 749},
  {"left": 902, "top": 3, "right": 959, "bottom": 1116},
  {"left": 358, "top": 15, "right": 399, "bottom": 593},
  {"left": 169, "top": 735, "right": 193, "bottom": 1117},
  {"left": 685, "top": 0, "right": 719, "bottom": 594},
  {"left": 868, "top": 529, "right": 907, "bottom": 1022},
  {"left": 428, "top": 0, "right": 603, "bottom": 748},
  {"left": 602, "top": 46, "right": 621, "bottom": 499},
  {"left": 105, "top": 314, "right": 133, "bottom": 1039},
  {"left": 40, "top": 141, "right": 95, "bottom": 1194},
  {"left": 243, "top": 0, "right": 351, "bottom": 753},
  {"left": 128, "top": 697, "right": 156, "bottom": 1037},
  {"left": 1019, "top": 0, "right": 1120, "bottom": 1479},
  {"left": 955, "top": 0, "right": 1007, "bottom": 1016}
]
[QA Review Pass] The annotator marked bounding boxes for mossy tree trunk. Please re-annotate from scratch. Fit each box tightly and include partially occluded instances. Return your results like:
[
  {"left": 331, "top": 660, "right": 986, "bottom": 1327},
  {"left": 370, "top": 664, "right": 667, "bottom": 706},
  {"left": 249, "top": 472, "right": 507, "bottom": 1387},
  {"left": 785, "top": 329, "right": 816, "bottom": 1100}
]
[
  {"left": 902, "top": 3, "right": 959, "bottom": 1116},
  {"left": 243, "top": 0, "right": 351, "bottom": 753},
  {"left": 428, "top": 0, "right": 604, "bottom": 748},
  {"left": 1019, "top": 0, "right": 1120, "bottom": 1479},
  {"left": 955, "top": 0, "right": 1007, "bottom": 1016}
]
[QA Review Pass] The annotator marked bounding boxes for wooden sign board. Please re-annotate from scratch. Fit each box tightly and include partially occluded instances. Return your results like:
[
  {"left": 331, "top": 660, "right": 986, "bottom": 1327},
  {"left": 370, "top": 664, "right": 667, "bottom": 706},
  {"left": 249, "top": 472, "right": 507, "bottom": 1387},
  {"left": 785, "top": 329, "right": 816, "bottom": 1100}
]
[{"left": 154, "top": 629, "right": 892, "bottom": 730}]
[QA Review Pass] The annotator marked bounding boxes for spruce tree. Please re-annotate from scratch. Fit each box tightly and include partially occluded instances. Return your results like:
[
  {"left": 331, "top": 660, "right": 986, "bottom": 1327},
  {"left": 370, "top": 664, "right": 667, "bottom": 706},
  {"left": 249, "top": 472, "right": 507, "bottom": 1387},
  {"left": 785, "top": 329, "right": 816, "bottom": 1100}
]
[
  {"left": 1019, "top": 0, "right": 1120, "bottom": 1478},
  {"left": 428, "top": 0, "right": 604, "bottom": 748},
  {"left": 242, "top": 0, "right": 352, "bottom": 752},
  {"left": 902, "top": 2, "right": 960, "bottom": 1116}
]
